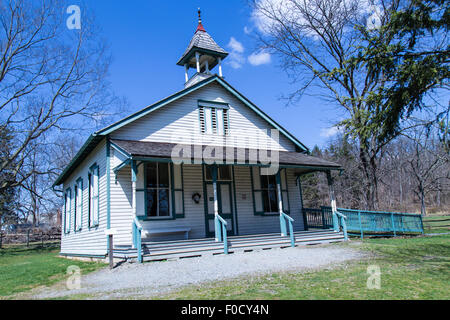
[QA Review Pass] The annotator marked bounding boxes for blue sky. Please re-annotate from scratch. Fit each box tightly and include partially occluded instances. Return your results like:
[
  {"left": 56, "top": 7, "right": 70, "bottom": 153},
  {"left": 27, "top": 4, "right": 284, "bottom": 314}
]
[{"left": 81, "top": 0, "right": 344, "bottom": 149}]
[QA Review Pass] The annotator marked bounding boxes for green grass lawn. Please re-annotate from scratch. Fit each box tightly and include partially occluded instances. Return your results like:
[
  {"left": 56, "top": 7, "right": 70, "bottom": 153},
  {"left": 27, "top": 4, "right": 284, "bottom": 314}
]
[
  {"left": 0, "top": 243, "right": 105, "bottom": 298},
  {"left": 160, "top": 234, "right": 450, "bottom": 300}
]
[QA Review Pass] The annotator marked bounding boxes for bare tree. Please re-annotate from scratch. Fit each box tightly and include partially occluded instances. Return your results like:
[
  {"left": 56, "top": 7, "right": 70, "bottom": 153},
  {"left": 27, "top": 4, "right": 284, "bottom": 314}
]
[
  {"left": 402, "top": 121, "right": 450, "bottom": 215},
  {"left": 248, "top": 0, "right": 407, "bottom": 209},
  {"left": 0, "top": 0, "right": 120, "bottom": 193}
]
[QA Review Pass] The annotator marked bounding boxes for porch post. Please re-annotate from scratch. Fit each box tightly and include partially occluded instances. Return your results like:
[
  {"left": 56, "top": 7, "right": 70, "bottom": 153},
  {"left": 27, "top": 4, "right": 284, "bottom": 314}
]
[
  {"left": 326, "top": 170, "right": 339, "bottom": 232},
  {"left": 131, "top": 160, "right": 137, "bottom": 216},
  {"left": 212, "top": 165, "right": 221, "bottom": 242},
  {"left": 131, "top": 160, "right": 137, "bottom": 248},
  {"left": 276, "top": 171, "right": 287, "bottom": 236}
]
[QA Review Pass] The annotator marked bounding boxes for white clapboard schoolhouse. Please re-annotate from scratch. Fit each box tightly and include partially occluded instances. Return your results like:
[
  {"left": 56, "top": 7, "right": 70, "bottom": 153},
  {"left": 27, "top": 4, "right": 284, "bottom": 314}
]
[{"left": 54, "top": 12, "right": 345, "bottom": 262}]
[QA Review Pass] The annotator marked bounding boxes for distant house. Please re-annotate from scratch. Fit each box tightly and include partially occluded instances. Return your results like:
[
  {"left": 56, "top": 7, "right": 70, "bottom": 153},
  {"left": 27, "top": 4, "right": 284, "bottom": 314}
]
[{"left": 53, "top": 12, "right": 344, "bottom": 262}]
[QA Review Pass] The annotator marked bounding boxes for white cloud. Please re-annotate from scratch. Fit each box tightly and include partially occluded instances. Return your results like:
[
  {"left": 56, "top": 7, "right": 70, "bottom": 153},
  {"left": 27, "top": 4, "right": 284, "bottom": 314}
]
[
  {"left": 243, "top": 26, "right": 252, "bottom": 35},
  {"left": 248, "top": 51, "right": 271, "bottom": 66},
  {"left": 251, "top": 0, "right": 384, "bottom": 37},
  {"left": 320, "top": 126, "right": 340, "bottom": 138},
  {"left": 228, "top": 37, "right": 244, "bottom": 53},
  {"left": 366, "top": 4, "right": 382, "bottom": 30},
  {"left": 227, "top": 37, "right": 245, "bottom": 69}
]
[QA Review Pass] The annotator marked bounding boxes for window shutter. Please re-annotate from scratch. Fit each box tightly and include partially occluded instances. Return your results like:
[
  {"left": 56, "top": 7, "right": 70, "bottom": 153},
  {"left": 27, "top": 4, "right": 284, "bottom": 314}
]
[
  {"left": 280, "top": 169, "right": 290, "bottom": 213},
  {"left": 75, "top": 179, "right": 83, "bottom": 231},
  {"left": 251, "top": 167, "right": 264, "bottom": 215},
  {"left": 171, "top": 163, "right": 185, "bottom": 218},
  {"left": 89, "top": 165, "right": 100, "bottom": 227},
  {"left": 64, "top": 189, "right": 71, "bottom": 234}
]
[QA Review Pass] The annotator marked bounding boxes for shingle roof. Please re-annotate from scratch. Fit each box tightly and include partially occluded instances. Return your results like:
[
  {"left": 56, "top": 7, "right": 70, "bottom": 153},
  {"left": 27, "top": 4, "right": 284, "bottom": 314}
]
[
  {"left": 111, "top": 139, "right": 341, "bottom": 170},
  {"left": 177, "top": 26, "right": 228, "bottom": 67},
  {"left": 53, "top": 75, "right": 315, "bottom": 186}
]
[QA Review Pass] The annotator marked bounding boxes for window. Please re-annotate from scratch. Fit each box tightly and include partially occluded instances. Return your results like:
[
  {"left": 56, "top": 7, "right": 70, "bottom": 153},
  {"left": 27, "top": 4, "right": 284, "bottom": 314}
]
[
  {"left": 205, "top": 165, "right": 232, "bottom": 181},
  {"left": 74, "top": 178, "right": 83, "bottom": 231},
  {"left": 199, "top": 106, "right": 229, "bottom": 135},
  {"left": 145, "top": 163, "right": 170, "bottom": 218},
  {"left": 260, "top": 174, "right": 279, "bottom": 213},
  {"left": 64, "top": 188, "right": 71, "bottom": 234},
  {"left": 89, "top": 164, "right": 100, "bottom": 227},
  {"left": 251, "top": 168, "right": 290, "bottom": 215}
]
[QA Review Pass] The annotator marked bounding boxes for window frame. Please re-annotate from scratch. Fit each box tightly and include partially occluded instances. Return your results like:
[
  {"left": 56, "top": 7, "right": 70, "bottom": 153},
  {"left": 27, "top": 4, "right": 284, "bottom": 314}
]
[
  {"left": 250, "top": 167, "right": 290, "bottom": 216},
  {"left": 88, "top": 163, "right": 100, "bottom": 229},
  {"left": 204, "top": 165, "right": 232, "bottom": 182},
  {"left": 260, "top": 174, "right": 279, "bottom": 214},
  {"left": 64, "top": 188, "right": 72, "bottom": 234},
  {"left": 171, "top": 163, "right": 185, "bottom": 219},
  {"left": 198, "top": 100, "right": 230, "bottom": 136},
  {"left": 74, "top": 178, "right": 83, "bottom": 232},
  {"left": 143, "top": 162, "right": 172, "bottom": 220}
]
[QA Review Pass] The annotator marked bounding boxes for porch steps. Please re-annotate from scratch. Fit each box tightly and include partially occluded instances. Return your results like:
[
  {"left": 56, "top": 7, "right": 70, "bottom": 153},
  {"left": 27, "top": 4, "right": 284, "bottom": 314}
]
[
  {"left": 141, "top": 230, "right": 337, "bottom": 250},
  {"left": 113, "top": 230, "right": 345, "bottom": 262}
]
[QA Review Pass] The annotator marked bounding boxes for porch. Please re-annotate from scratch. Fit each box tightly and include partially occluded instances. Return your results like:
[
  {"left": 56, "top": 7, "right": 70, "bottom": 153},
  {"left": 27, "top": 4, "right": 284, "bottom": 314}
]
[
  {"left": 114, "top": 229, "right": 345, "bottom": 262},
  {"left": 109, "top": 139, "right": 347, "bottom": 262}
]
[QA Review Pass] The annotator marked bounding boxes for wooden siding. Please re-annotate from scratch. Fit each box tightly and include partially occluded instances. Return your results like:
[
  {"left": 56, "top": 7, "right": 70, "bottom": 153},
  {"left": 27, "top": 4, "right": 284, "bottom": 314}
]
[
  {"left": 234, "top": 167, "right": 304, "bottom": 236},
  {"left": 110, "top": 148, "right": 133, "bottom": 246},
  {"left": 59, "top": 80, "right": 310, "bottom": 256},
  {"left": 61, "top": 140, "right": 108, "bottom": 256},
  {"left": 111, "top": 82, "right": 296, "bottom": 152}
]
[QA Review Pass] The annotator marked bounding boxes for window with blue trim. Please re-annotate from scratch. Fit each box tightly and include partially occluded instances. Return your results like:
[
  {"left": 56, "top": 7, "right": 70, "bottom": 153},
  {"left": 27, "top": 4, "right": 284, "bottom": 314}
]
[
  {"left": 251, "top": 167, "right": 290, "bottom": 215},
  {"left": 89, "top": 164, "right": 100, "bottom": 227},
  {"left": 145, "top": 162, "right": 170, "bottom": 218},
  {"left": 64, "top": 188, "right": 71, "bottom": 234},
  {"left": 74, "top": 178, "right": 83, "bottom": 231}
]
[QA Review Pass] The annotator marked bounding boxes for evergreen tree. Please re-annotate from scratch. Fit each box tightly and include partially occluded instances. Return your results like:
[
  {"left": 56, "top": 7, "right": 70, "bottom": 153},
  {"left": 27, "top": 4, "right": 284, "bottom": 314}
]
[{"left": 0, "top": 127, "right": 17, "bottom": 230}]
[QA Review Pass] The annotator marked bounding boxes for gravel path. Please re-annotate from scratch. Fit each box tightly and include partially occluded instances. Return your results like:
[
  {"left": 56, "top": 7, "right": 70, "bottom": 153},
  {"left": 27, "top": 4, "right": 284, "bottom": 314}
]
[{"left": 29, "top": 245, "right": 364, "bottom": 299}]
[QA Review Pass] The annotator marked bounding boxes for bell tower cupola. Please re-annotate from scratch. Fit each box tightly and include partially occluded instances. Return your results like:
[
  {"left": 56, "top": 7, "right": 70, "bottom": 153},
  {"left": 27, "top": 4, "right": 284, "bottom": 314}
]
[{"left": 177, "top": 9, "right": 228, "bottom": 87}]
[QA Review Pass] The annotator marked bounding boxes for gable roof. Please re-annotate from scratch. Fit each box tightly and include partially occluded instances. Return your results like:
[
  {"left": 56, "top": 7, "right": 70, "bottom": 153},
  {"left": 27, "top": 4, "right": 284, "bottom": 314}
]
[
  {"left": 54, "top": 75, "right": 309, "bottom": 186},
  {"left": 97, "top": 75, "right": 309, "bottom": 151}
]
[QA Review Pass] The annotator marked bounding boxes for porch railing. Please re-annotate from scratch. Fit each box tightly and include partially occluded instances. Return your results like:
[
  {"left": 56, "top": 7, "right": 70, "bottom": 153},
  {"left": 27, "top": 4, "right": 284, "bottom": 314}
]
[
  {"left": 303, "top": 207, "right": 424, "bottom": 238},
  {"left": 337, "top": 208, "right": 424, "bottom": 239},
  {"left": 132, "top": 217, "right": 143, "bottom": 263},
  {"left": 280, "top": 212, "right": 296, "bottom": 247},
  {"left": 335, "top": 211, "right": 348, "bottom": 241},
  {"left": 302, "top": 207, "right": 334, "bottom": 230},
  {"left": 215, "top": 214, "right": 228, "bottom": 254}
]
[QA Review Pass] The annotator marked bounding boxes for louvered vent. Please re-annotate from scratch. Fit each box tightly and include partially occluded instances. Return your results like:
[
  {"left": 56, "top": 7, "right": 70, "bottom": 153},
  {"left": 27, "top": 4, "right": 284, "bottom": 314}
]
[
  {"left": 223, "top": 109, "right": 229, "bottom": 135},
  {"left": 199, "top": 106, "right": 206, "bottom": 133},
  {"left": 211, "top": 108, "right": 217, "bottom": 134},
  {"left": 199, "top": 106, "right": 229, "bottom": 135}
]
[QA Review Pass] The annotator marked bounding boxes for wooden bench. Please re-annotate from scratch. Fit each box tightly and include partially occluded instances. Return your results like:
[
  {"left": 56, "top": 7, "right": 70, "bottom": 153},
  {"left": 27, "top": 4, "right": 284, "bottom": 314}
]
[{"left": 143, "top": 227, "right": 192, "bottom": 240}]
